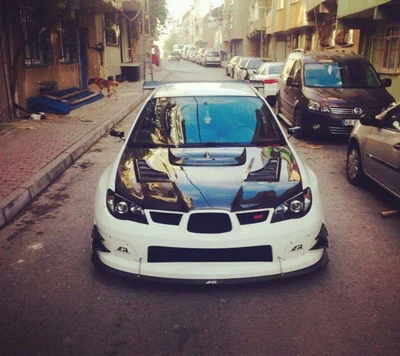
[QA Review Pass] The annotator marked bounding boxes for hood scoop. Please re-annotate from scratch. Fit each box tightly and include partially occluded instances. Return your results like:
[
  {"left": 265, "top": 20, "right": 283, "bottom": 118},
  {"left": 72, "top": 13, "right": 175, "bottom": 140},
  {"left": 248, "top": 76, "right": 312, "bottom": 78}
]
[
  {"left": 168, "top": 148, "right": 247, "bottom": 166},
  {"left": 245, "top": 158, "right": 280, "bottom": 182},
  {"left": 136, "top": 160, "right": 169, "bottom": 182}
]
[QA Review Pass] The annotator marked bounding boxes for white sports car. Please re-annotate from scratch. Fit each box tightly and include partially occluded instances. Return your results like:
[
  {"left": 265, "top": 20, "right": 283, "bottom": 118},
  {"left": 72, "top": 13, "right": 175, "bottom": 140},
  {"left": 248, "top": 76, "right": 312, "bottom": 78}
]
[{"left": 91, "top": 81, "right": 329, "bottom": 283}]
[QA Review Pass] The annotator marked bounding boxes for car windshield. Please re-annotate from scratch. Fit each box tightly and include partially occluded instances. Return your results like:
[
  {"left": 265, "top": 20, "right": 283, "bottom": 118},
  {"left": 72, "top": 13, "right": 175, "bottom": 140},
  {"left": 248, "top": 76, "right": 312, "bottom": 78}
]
[
  {"left": 207, "top": 51, "right": 220, "bottom": 56},
  {"left": 129, "top": 96, "right": 283, "bottom": 147},
  {"left": 304, "top": 62, "right": 382, "bottom": 88}
]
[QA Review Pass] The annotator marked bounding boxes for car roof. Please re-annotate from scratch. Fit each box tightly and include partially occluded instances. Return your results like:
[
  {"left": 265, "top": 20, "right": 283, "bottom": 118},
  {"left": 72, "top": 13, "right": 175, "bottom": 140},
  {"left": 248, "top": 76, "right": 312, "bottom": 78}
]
[
  {"left": 289, "top": 50, "right": 367, "bottom": 64},
  {"left": 153, "top": 82, "right": 258, "bottom": 98}
]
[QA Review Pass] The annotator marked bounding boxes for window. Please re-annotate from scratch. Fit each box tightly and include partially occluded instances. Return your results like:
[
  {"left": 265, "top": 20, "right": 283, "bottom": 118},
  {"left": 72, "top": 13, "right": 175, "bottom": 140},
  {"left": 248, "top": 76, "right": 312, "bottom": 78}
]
[
  {"left": 382, "top": 26, "right": 400, "bottom": 72},
  {"left": 57, "top": 19, "right": 78, "bottom": 64},
  {"left": 277, "top": 0, "right": 284, "bottom": 9},
  {"left": 20, "top": 7, "right": 53, "bottom": 67},
  {"left": 105, "top": 13, "right": 120, "bottom": 46},
  {"left": 290, "top": 61, "right": 302, "bottom": 85},
  {"left": 304, "top": 62, "right": 381, "bottom": 88},
  {"left": 130, "top": 96, "right": 282, "bottom": 147}
]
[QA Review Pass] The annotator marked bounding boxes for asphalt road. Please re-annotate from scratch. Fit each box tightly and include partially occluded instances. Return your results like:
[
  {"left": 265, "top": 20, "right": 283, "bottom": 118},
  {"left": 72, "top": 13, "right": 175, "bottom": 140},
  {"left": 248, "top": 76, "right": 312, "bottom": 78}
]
[{"left": 0, "top": 60, "right": 399, "bottom": 356}]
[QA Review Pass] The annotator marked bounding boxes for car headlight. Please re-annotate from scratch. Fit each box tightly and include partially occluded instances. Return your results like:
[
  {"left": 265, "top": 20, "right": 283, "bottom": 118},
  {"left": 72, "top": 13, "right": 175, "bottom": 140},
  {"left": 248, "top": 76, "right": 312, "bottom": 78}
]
[
  {"left": 308, "top": 99, "right": 331, "bottom": 113},
  {"left": 106, "top": 189, "right": 148, "bottom": 224},
  {"left": 271, "top": 188, "right": 312, "bottom": 223}
]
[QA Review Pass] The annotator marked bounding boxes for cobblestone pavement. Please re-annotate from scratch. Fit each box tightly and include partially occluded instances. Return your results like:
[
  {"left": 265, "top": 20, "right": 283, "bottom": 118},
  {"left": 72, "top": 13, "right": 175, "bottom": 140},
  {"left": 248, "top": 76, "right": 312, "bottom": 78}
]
[{"left": 0, "top": 67, "right": 170, "bottom": 228}]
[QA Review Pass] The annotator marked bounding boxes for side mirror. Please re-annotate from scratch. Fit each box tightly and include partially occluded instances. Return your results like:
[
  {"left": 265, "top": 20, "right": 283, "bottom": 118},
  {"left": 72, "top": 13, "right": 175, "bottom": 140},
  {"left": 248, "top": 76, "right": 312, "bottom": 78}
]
[
  {"left": 360, "top": 115, "right": 383, "bottom": 128},
  {"left": 110, "top": 129, "right": 125, "bottom": 138},
  {"left": 286, "top": 76, "right": 299, "bottom": 88},
  {"left": 381, "top": 78, "right": 392, "bottom": 87}
]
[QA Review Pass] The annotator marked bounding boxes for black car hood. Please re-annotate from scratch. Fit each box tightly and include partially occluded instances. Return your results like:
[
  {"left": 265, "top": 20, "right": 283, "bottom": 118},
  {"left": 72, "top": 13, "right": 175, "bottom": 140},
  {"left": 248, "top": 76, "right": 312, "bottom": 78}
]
[
  {"left": 304, "top": 87, "right": 394, "bottom": 107},
  {"left": 115, "top": 146, "right": 302, "bottom": 212}
]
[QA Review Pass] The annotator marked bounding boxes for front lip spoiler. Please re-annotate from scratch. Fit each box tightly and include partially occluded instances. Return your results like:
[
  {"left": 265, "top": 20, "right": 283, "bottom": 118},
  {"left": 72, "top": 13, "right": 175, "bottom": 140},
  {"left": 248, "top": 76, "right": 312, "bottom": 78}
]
[{"left": 91, "top": 249, "right": 329, "bottom": 285}]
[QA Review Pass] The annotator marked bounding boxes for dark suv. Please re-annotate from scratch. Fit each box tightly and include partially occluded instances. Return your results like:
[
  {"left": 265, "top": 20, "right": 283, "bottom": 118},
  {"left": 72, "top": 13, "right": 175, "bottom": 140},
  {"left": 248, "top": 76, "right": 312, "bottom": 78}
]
[{"left": 276, "top": 50, "right": 395, "bottom": 135}]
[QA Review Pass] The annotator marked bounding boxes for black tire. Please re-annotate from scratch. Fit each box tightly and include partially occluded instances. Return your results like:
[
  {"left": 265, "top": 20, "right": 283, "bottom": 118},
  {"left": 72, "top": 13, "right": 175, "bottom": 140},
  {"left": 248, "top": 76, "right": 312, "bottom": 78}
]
[{"left": 347, "top": 143, "right": 365, "bottom": 186}]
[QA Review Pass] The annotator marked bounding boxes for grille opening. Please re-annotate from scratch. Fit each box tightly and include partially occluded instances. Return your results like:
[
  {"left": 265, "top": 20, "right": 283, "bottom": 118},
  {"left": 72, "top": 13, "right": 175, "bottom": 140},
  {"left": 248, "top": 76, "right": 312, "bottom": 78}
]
[
  {"left": 188, "top": 213, "right": 232, "bottom": 233},
  {"left": 150, "top": 212, "right": 182, "bottom": 226},
  {"left": 148, "top": 246, "right": 273, "bottom": 263}
]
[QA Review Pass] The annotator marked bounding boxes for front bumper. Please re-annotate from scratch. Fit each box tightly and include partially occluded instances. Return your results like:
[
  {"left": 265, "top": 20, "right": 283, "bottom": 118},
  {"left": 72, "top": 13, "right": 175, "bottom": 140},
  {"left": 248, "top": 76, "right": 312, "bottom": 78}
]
[
  {"left": 91, "top": 204, "right": 329, "bottom": 283},
  {"left": 92, "top": 248, "right": 329, "bottom": 284},
  {"left": 302, "top": 110, "right": 361, "bottom": 135}
]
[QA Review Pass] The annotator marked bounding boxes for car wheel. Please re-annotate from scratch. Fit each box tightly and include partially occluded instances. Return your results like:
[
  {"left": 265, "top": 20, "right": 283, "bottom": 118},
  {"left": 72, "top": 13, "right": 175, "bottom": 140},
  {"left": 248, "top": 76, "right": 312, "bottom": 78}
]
[{"left": 347, "top": 143, "right": 365, "bottom": 186}]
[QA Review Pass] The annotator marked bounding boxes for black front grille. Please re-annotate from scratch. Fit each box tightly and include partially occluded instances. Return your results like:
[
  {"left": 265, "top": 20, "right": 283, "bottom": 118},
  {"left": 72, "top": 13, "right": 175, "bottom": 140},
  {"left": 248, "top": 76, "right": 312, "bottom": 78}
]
[
  {"left": 136, "top": 160, "right": 169, "bottom": 182},
  {"left": 148, "top": 245, "right": 273, "bottom": 262},
  {"left": 246, "top": 159, "right": 280, "bottom": 182},
  {"left": 150, "top": 212, "right": 182, "bottom": 226},
  {"left": 188, "top": 213, "right": 232, "bottom": 233},
  {"left": 237, "top": 211, "right": 269, "bottom": 225}
]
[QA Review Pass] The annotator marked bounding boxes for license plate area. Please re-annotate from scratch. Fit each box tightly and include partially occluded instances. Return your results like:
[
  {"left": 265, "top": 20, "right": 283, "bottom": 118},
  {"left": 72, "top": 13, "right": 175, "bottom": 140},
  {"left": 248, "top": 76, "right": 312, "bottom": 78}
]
[{"left": 342, "top": 119, "right": 358, "bottom": 126}]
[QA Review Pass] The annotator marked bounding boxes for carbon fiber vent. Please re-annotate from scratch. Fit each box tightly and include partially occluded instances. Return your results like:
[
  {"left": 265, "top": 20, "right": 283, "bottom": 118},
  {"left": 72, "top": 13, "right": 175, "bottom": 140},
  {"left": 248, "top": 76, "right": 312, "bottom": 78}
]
[
  {"left": 136, "top": 160, "right": 169, "bottom": 182},
  {"left": 246, "top": 159, "right": 280, "bottom": 182}
]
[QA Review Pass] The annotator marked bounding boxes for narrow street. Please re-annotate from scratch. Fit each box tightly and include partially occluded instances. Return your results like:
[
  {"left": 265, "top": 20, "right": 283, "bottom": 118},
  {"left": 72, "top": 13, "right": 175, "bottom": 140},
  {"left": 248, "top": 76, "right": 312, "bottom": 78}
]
[{"left": 0, "top": 60, "right": 399, "bottom": 356}]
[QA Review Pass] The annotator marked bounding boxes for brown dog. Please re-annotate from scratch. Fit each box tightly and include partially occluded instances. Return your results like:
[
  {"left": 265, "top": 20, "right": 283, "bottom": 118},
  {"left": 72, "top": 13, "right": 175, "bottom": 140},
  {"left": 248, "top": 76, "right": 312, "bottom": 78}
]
[{"left": 88, "top": 78, "right": 120, "bottom": 99}]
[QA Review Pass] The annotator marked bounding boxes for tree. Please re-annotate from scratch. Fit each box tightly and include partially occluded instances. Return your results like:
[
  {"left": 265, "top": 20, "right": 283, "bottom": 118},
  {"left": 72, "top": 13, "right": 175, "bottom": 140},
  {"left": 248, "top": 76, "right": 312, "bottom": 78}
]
[{"left": 148, "top": 0, "right": 170, "bottom": 39}]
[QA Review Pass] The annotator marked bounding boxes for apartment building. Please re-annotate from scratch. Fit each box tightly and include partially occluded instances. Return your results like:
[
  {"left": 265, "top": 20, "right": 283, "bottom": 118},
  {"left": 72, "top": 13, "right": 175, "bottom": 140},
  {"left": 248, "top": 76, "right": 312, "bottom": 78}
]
[{"left": 337, "top": 0, "right": 400, "bottom": 100}]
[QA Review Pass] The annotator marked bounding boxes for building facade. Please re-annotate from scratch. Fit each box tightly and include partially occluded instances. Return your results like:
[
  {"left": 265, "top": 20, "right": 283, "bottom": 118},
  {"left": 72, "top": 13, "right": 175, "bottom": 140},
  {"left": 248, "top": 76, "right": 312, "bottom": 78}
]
[{"left": 0, "top": 0, "right": 145, "bottom": 122}]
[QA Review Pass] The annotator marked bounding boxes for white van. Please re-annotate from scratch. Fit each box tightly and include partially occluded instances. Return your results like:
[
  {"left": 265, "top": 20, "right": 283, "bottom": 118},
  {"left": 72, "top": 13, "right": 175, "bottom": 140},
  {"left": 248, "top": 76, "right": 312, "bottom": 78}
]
[{"left": 203, "top": 49, "right": 221, "bottom": 67}]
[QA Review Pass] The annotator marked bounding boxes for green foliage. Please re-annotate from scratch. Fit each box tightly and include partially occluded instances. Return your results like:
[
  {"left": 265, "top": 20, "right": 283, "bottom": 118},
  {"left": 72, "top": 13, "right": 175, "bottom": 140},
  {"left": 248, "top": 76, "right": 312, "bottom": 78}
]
[{"left": 149, "top": 0, "right": 170, "bottom": 39}]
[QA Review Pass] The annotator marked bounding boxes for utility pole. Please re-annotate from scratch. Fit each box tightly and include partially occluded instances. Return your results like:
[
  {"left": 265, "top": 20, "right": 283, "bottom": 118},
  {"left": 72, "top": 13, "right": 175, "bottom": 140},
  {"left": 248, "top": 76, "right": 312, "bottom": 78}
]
[
  {"left": 145, "top": 0, "right": 153, "bottom": 81},
  {"left": 141, "top": 0, "right": 146, "bottom": 81}
]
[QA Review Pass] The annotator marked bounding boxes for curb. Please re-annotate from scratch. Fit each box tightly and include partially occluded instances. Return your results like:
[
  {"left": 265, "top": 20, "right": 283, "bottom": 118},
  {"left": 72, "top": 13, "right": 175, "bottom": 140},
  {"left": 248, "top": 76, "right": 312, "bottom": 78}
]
[{"left": 0, "top": 91, "right": 149, "bottom": 229}]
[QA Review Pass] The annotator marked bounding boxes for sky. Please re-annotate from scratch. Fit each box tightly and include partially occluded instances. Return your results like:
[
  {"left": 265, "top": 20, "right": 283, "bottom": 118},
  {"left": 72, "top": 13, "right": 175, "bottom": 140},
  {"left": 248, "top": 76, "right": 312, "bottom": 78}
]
[{"left": 166, "top": 0, "right": 224, "bottom": 21}]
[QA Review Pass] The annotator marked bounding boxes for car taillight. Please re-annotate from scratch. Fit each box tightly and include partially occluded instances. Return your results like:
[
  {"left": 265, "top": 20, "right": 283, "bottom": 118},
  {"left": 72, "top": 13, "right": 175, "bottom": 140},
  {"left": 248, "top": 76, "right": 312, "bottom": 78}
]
[{"left": 263, "top": 79, "right": 278, "bottom": 84}]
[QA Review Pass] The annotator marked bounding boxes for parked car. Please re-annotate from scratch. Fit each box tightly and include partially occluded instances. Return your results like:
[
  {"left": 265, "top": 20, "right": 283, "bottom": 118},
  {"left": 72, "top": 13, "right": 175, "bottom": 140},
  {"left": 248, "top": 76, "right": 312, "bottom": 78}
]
[
  {"left": 346, "top": 102, "right": 400, "bottom": 199},
  {"left": 236, "top": 58, "right": 273, "bottom": 81},
  {"left": 198, "top": 47, "right": 213, "bottom": 65},
  {"left": 91, "top": 81, "right": 329, "bottom": 283},
  {"left": 168, "top": 51, "right": 181, "bottom": 61},
  {"left": 276, "top": 50, "right": 395, "bottom": 135},
  {"left": 202, "top": 49, "right": 221, "bottom": 67},
  {"left": 195, "top": 48, "right": 207, "bottom": 64},
  {"left": 225, "top": 56, "right": 240, "bottom": 77},
  {"left": 188, "top": 50, "right": 197, "bottom": 62},
  {"left": 249, "top": 62, "right": 284, "bottom": 106},
  {"left": 233, "top": 57, "right": 249, "bottom": 80}
]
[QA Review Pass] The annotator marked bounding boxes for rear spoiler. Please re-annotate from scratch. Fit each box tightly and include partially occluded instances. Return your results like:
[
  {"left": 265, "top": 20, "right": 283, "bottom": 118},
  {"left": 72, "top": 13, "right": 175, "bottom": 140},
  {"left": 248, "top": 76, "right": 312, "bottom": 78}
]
[{"left": 143, "top": 80, "right": 264, "bottom": 91}]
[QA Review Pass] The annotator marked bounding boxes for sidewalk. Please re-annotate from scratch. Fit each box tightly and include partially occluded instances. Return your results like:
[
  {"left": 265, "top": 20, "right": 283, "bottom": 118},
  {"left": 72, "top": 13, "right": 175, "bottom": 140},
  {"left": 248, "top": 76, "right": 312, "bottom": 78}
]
[{"left": 0, "top": 67, "right": 171, "bottom": 228}]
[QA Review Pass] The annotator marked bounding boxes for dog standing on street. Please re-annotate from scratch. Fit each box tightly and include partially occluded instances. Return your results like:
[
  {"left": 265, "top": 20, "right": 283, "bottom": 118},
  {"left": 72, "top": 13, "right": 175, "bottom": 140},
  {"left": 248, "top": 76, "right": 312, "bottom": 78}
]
[{"left": 88, "top": 78, "right": 120, "bottom": 99}]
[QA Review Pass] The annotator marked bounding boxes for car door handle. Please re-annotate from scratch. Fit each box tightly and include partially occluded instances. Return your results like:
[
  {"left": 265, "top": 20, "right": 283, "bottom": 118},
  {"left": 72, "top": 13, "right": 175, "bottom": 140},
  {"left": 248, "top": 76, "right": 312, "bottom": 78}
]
[{"left": 393, "top": 143, "right": 400, "bottom": 150}]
